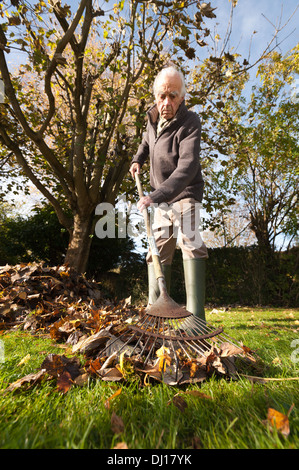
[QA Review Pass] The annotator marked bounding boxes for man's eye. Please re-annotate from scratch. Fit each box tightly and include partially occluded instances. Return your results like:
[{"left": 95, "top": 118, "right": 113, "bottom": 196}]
[{"left": 159, "top": 93, "right": 177, "bottom": 100}]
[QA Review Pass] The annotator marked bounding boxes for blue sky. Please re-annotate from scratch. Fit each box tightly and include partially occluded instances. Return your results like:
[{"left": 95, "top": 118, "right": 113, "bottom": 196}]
[
  {"left": 6, "top": 0, "right": 299, "bottom": 72},
  {"left": 209, "top": 0, "right": 298, "bottom": 62}
]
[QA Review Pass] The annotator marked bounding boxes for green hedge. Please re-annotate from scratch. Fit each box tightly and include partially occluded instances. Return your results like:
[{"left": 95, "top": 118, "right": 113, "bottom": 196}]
[{"left": 169, "top": 246, "right": 299, "bottom": 307}]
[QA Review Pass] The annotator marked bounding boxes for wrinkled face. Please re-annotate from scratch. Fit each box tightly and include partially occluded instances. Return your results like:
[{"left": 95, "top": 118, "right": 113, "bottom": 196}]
[{"left": 155, "top": 74, "right": 184, "bottom": 120}]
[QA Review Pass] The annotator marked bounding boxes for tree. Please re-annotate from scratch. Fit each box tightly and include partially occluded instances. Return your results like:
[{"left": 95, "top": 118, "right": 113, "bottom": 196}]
[
  {"left": 219, "top": 47, "right": 299, "bottom": 253},
  {"left": 0, "top": 0, "right": 217, "bottom": 271},
  {"left": 0, "top": 0, "right": 290, "bottom": 272}
]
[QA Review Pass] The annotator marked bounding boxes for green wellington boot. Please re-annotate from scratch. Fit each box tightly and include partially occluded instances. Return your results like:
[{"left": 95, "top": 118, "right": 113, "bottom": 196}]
[
  {"left": 147, "top": 263, "right": 171, "bottom": 306},
  {"left": 183, "top": 258, "right": 206, "bottom": 322}
]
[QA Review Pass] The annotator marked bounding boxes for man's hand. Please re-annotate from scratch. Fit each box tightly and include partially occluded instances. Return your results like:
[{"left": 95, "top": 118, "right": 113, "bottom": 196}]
[
  {"left": 129, "top": 163, "right": 153, "bottom": 211},
  {"left": 137, "top": 195, "right": 153, "bottom": 212},
  {"left": 129, "top": 162, "right": 140, "bottom": 178}
]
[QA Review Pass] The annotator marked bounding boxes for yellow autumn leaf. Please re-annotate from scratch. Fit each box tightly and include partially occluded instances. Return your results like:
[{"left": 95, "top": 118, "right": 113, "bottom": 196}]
[
  {"left": 104, "top": 387, "right": 122, "bottom": 409},
  {"left": 190, "top": 361, "right": 198, "bottom": 378},
  {"left": 156, "top": 346, "right": 172, "bottom": 372},
  {"left": 17, "top": 354, "right": 31, "bottom": 366},
  {"left": 266, "top": 407, "right": 290, "bottom": 437},
  {"left": 118, "top": 351, "right": 125, "bottom": 373}
]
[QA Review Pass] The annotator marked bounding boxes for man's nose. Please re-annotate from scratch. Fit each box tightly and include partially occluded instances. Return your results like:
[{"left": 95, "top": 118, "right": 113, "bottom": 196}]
[{"left": 163, "top": 95, "right": 172, "bottom": 105}]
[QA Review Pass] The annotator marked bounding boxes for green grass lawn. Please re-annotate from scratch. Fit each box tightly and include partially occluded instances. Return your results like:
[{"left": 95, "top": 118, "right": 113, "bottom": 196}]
[{"left": 0, "top": 307, "right": 298, "bottom": 449}]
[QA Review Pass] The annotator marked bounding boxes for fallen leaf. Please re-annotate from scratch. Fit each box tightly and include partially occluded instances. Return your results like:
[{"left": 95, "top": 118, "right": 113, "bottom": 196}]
[
  {"left": 73, "top": 373, "right": 90, "bottom": 386},
  {"left": 156, "top": 345, "right": 172, "bottom": 372},
  {"left": 100, "top": 351, "right": 118, "bottom": 371},
  {"left": 18, "top": 291, "right": 27, "bottom": 300},
  {"left": 100, "top": 367, "right": 123, "bottom": 382},
  {"left": 221, "top": 357, "right": 237, "bottom": 376},
  {"left": 206, "top": 351, "right": 227, "bottom": 375},
  {"left": 104, "top": 387, "right": 122, "bottom": 409},
  {"left": 192, "top": 436, "right": 202, "bottom": 449},
  {"left": 118, "top": 352, "right": 125, "bottom": 374},
  {"left": 265, "top": 408, "right": 290, "bottom": 437},
  {"left": 4, "top": 369, "right": 46, "bottom": 393},
  {"left": 190, "top": 361, "right": 198, "bottom": 378},
  {"left": 88, "top": 357, "right": 104, "bottom": 375},
  {"left": 219, "top": 342, "right": 244, "bottom": 357},
  {"left": 170, "top": 395, "right": 187, "bottom": 413},
  {"left": 41, "top": 354, "right": 81, "bottom": 380},
  {"left": 111, "top": 411, "right": 124, "bottom": 434},
  {"left": 17, "top": 354, "right": 31, "bottom": 366},
  {"left": 179, "top": 363, "right": 207, "bottom": 385},
  {"left": 57, "top": 370, "right": 73, "bottom": 394},
  {"left": 72, "top": 328, "right": 112, "bottom": 354},
  {"left": 113, "top": 442, "right": 128, "bottom": 449}
]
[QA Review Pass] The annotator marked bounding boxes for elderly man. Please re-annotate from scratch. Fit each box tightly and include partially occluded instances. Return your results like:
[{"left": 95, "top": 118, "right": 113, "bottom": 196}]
[{"left": 129, "top": 66, "right": 208, "bottom": 321}]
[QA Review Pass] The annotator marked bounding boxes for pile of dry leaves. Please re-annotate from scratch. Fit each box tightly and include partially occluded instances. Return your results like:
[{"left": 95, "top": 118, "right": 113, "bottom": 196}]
[{"left": 0, "top": 262, "right": 258, "bottom": 393}]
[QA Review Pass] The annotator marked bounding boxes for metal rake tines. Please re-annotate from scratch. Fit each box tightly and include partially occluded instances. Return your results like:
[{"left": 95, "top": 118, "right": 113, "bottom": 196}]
[
  {"left": 182, "top": 314, "right": 246, "bottom": 349},
  {"left": 100, "top": 310, "right": 235, "bottom": 365}
]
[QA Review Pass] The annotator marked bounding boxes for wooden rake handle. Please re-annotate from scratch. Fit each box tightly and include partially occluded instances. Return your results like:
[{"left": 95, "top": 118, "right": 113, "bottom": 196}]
[{"left": 135, "top": 172, "right": 164, "bottom": 282}]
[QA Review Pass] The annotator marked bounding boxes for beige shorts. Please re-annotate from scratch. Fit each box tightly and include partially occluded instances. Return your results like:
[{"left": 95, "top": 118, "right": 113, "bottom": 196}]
[{"left": 146, "top": 198, "right": 208, "bottom": 265}]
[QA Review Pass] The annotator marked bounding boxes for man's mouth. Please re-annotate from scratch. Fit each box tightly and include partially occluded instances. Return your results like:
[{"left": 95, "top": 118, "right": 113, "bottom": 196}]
[{"left": 162, "top": 107, "right": 173, "bottom": 116}]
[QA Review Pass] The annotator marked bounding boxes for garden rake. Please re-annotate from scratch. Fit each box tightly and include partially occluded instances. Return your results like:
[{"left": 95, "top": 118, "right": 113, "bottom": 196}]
[{"left": 100, "top": 173, "right": 246, "bottom": 367}]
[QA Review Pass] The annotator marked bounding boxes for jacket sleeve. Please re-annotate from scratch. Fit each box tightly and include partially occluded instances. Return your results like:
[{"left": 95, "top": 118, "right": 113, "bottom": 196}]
[
  {"left": 150, "top": 119, "right": 201, "bottom": 204},
  {"left": 131, "top": 125, "right": 150, "bottom": 166}
]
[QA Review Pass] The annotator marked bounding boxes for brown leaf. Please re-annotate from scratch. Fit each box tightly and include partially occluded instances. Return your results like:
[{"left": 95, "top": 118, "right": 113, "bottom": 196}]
[
  {"left": 179, "top": 365, "right": 207, "bottom": 384},
  {"left": 71, "top": 328, "right": 112, "bottom": 354},
  {"left": 111, "top": 411, "right": 124, "bottom": 434},
  {"left": 100, "top": 367, "right": 123, "bottom": 382},
  {"left": 4, "top": 369, "right": 46, "bottom": 393},
  {"left": 136, "top": 359, "right": 161, "bottom": 377},
  {"left": 192, "top": 436, "right": 202, "bottom": 449},
  {"left": 171, "top": 395, "right": 188, "bottom": 413},
  {"left": 241, "top": 344, "right": 255, "bottom": 356},
  {"left": 73, "top": 373, "right": 90, "bottom": 386},
  {"left": 88, "top": 357, "right": 104, "bottom": 375},
  {"left": 57, "top": 371, "right": 73, "bottom": 394},
  {"left": 49, "top": 319, "right": 71, "bottom": 341},
  {"left": 219, "top": 342, "right": 243, "bottom": 357},
  {"left": 199, "top": 2, "right": 217, "bottom": 19},
  {"left": 18, "top": 291, "right": 27, "bottom": 300},
  {"left": 185, "top": 47, "right": 196, "bottom": 60},
  {"left": 41, "top": 354, "right": 67, "bottom": 377},
  {"left": 41, "top": 354, "right": 81, "bottom": 380}
]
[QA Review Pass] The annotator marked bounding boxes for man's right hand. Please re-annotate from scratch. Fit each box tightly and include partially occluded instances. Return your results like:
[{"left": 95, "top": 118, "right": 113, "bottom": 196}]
[{"left": 129, "top": 162, "right": 140, "bottom": 178}]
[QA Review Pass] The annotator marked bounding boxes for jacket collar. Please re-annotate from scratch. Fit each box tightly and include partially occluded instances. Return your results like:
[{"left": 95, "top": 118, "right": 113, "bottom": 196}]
[{"left": 147, "top": 101, "right": 187, "bottom": 125}]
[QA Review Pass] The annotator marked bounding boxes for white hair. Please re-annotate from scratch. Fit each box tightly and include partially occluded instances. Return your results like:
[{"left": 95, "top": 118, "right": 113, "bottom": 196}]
[{"left": 153, "top": 66, "right": 186, "bottom": 98}]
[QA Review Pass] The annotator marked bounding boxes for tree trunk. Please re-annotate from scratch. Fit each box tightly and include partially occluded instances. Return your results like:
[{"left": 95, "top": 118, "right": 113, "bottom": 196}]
[
  {"left": 64, "top": 212, "right": 94, "bottom": 273},
  {"left": 250, "top": 210, "right": 273, "bottom": 254}
]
